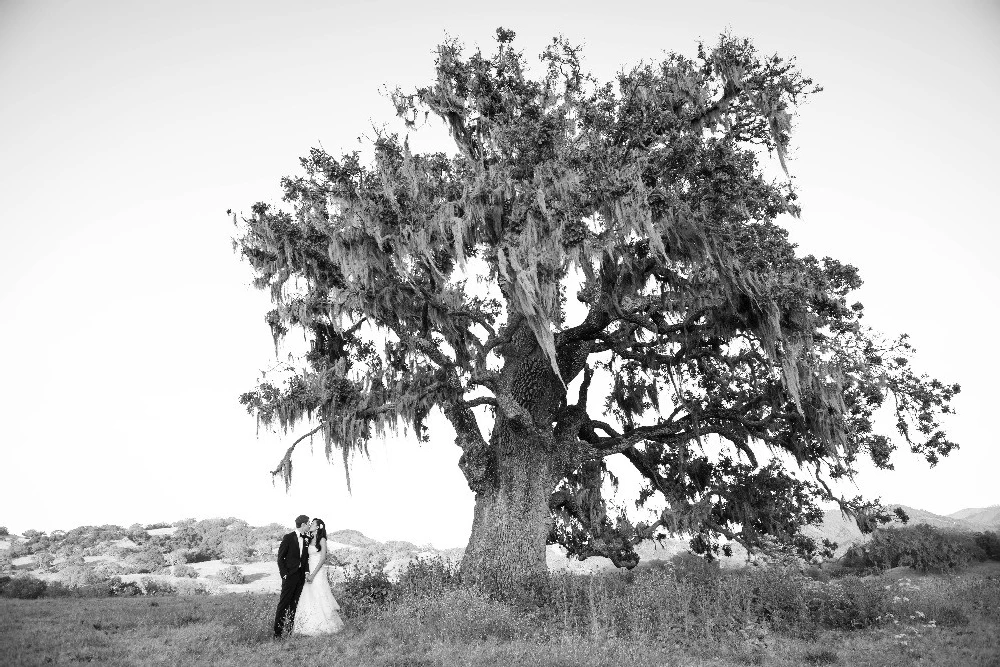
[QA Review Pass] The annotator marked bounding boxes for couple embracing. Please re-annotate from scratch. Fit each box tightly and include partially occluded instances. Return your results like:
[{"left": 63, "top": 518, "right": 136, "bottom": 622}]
[{"left": 274, "top": 515, "right": 345, "bottom": 638}]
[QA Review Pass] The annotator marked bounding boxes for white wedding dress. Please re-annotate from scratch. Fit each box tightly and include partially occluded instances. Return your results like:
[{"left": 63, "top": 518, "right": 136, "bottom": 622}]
[{"left": 294, "top": 543, "right": 345, "bottom": 636}]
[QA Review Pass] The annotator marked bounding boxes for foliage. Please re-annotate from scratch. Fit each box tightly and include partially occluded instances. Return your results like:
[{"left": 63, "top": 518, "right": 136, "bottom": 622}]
[
  {"left": 394, "top": 555, "right": 462, "bottom": 598},
  {"left": 108, "top": 577, "right": 142, "bottom": 597},
  {"left": 233, "top": 27, "right": 959, "bottom": 576},
  {"left": 33, "top": 551, "right": 54, "bottom": 571},
  {"left": 973, "top": 531, "right": 1000, "bottom": 561},
  {"left": 173, "top": 564, "right": 199, "bottom": 578},
  {"left": 139, "top": 577, "right": 176, "bottom": 596},
  {"left": 842, "top": 525, "right": 981, "bottom": 572},
  {"left": 337, "top": 560, "right": 396, "bottom": 617},
  {"left": 218, "top": 566, "right": 245, "bottom": 585},
  {"left": 172, "top": 579, "right": 212, "bottom": 596},
  {"left": 58, "top": 565, "right": 105, "bottom": 588},
  {"left": 3, "top": 568, "right": 1000, "bottom": 667},
  {"left": 0, "top": 526, "right": 8, "bottom": 536},
  {"left": 123, "top": 545, "right": 166, "bottom": 574},
  {"left": 1, "top": 574, "right": 47, "bottom": 599}
]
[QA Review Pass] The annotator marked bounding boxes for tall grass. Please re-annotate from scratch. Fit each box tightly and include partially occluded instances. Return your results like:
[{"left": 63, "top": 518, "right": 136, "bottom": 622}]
[{"left": 6, "top": 554, "right": 1000, "bottom": 666}]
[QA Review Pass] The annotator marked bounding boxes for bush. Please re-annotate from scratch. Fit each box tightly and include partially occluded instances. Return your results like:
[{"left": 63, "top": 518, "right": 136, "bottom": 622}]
[
  {"left": 809, "top": 575, "right": 892, "bottom": 629},
  {"left": 57, "top": 565, "right": 104, "bottom": 588},
  {"left": 140, "top": 577, "right": 176, "bottom": 596},
  {"left": 93, "top": 561, "right": 127, "bottom": 578},
  {"left": 166, "top": 550, "right": 189, "bottom": 566},
  {"left": 1, "top": 575, "right": 48, "bottom": 599},
  {"left": 974, "top": 531, "right": 1000, "bottom": 561},
  {"left": 183, "top": 549, "right": 215, "bottom": 564},
  {"left": 338, "top": 561, "right": 394, "bottom": 617},
  {"left": 0, "top": 549, "right": 12, "bottom": 575},
  {"left": 124, "top": 546, "right": 166, "bottom": 574},
  {"left": 0, "top": 526, "right": 8, "bottom": 537},
  {"left": 222, "top": 542, "right": 255, "bottom": 564},
  {"left": 173, "top": 578, "right": 212, "bottom": 595},
  {"left": 219, "top": 565, "right": 245, "bottom": 584},
  {"left": 842, "top": 525, "right": 977, "bottom": 572},
  {"left": 109, "top": 577, "right": 142, "bottom": 597},
  {"left": 395, "top": 555, "right": 461, "bottom": 599},
  {"left": 33, "top": 552, "right": 55, "bottom": 571},
  {"left": 173, "top": 564, "right": 199, "bottom": 578}
]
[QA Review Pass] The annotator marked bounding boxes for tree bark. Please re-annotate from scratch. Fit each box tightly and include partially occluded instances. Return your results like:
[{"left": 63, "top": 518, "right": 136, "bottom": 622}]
[
  {"left": 460, "top": 418, "right": 554, "bottom": 594},
  {"left": 459, "top": 319, "right": 565, "bottom": 596}
]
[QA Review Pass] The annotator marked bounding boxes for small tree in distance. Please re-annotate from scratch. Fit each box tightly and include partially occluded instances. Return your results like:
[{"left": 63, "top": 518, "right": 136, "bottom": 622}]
[{"left": 234, "top": 29, "right": 959, "bottom": 594}]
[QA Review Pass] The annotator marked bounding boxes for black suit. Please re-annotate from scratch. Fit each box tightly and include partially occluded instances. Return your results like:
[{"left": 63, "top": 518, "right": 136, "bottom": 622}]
[{"left": 273, "top": 531, "right": 310, "bottom": 638}]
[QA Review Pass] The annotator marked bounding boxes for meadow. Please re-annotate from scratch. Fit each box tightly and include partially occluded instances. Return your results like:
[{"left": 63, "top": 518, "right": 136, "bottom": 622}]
[{"left": 3, "top": 555, "right": 999, "bottom": 667}]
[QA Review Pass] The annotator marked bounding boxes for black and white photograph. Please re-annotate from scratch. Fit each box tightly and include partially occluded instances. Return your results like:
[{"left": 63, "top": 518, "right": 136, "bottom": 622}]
[{"left": 1, "top": 0, "right": 998, "bottom": 664}]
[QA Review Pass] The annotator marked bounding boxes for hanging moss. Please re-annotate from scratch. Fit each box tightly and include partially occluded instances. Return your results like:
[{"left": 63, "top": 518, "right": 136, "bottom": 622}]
[{"left": 234, "top": 29, "right": 958, "bottom": 566}]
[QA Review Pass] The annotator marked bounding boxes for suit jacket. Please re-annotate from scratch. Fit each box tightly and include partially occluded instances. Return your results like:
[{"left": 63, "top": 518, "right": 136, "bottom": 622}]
[{"left": 276, "top": 531, "right": 309, "bottom": 579}]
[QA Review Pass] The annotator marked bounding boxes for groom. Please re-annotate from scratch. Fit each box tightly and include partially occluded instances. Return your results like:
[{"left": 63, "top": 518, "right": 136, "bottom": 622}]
[{"left": 273, "top": 514, "right": 311, "bottom": 638}]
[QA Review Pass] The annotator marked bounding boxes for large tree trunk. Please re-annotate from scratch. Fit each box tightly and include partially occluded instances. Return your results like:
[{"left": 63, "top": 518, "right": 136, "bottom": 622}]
[
  {"left": 459, "top": 320, "right": 567, "bottom": 595},
  {"left": 460, "top": 422, "right": 554, "bottom": 593}
]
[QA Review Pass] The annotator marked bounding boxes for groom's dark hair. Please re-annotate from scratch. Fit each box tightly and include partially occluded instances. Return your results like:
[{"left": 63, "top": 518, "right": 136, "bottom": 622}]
[{"left": 294, "top": 515, "right": 310, "bottom": 527}]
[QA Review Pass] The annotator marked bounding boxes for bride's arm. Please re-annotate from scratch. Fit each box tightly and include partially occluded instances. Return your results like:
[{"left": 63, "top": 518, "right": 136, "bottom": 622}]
[{"left": 307, "top": 537, "right": 328, "bottom": 581}]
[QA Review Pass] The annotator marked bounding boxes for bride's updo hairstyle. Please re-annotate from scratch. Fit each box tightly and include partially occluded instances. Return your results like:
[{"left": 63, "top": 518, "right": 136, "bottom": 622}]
[{"left": 312, "top": 518, "right": 328, "bottom": 545}]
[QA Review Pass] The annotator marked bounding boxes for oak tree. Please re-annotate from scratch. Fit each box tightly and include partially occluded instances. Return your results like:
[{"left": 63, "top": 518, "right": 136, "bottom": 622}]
[{"left": 234, "top": 30, "right": 959, "bottom": 593}]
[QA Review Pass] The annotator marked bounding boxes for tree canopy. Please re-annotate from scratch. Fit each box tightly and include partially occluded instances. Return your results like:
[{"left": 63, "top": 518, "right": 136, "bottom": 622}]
[{"left": 234, "top": 29, "right": 958, "bottom": 583}]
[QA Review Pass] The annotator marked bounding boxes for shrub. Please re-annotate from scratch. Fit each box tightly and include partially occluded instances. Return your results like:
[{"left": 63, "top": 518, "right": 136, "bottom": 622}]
[
  {"left": 974, "top": 531, "right": 1000, "bottom": 561},
  {"left": 173, "top": 578, "right": 212, "bottom": 595},
  {"left": 1, "top": 575, "right": 48, "bottom": 599},
  {"left": 395, "top": 555, "right": 461, "bottom": 599},
  {"left": 144, "top": 522, "right": 172, "bottom": 530},
  {"left": 222, "top": 542, "right": 255, "bottom": 564},
  {"left": 109, "top": 577, "right": 142, "bottom": 597},
  {"left": 338, "top": 560, "right": 394, "bottom": 617},
  {"left": 166, "top": 550, "right": 189, "bottom": 566},
  {"left": 807, "top": 575, "right": 891, "bottom": 629},
  {"left": 140, "top": 577, "right": 176, "bottom": 596},
  {"left": 124, "top": 546, "right": 166, "bottom": 574},
  {"left": 842, "top": 525, "right": 977, "bottom": 572},
  {"left": 42, "top": 581, "right": 80, "bottom": 598},
  {"left": 0, "top": 526, "right": 8, "bottom": 537},
  {"left": 58, "top": 565, "right": 104, "bottom": 588},
  {"left": 173, "top": 564, "right": 199, "bottom": 578},
  {"left": 219, "top": 565, "right": 245, "bottom": 585},
  {"left": 93, "top": 561, "right": 127, "bottom": 578},
  {"left": 183, "top": 549, "right": 215, "bottom": 564},
  {"left": 33, "top": 552, "right": 55, "bottom": 571}
]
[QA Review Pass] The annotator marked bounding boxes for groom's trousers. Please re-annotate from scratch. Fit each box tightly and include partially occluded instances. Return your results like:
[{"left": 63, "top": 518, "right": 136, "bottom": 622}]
[{"left": 274, "top": 570, "right": 306, "bottom": 638}]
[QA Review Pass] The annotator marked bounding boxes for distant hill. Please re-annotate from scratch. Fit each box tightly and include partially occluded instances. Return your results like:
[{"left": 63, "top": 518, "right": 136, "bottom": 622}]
[
  {"left": 893, "top": 505, "right": 976, "bottom": 531},
  {"left": 326, "top": 529, "right": 381, "bottom": 549},
  {"left": 949, "top": 506, "right": 1000, "bottom": 531},
  {"left": 805, "top": 504, "right": 999, "bottom": 556},
  {"left": 5, "top": 505, "right": 996, "bottom": 582}
]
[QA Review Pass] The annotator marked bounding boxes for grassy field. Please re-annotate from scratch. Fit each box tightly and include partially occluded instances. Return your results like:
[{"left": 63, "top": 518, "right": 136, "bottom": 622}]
[{"left": 3, "top": 564, "right": 999, "bottom": 666}]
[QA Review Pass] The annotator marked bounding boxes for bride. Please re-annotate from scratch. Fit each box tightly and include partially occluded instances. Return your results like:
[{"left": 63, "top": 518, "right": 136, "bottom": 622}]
[{"left": 293, "top": 518, "right": 345, "bottom": 636}]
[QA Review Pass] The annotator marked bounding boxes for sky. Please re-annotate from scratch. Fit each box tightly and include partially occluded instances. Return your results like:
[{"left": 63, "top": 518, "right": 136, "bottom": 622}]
[{"left": 1, "top": 0, "right": 998, "bottom": 548}]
